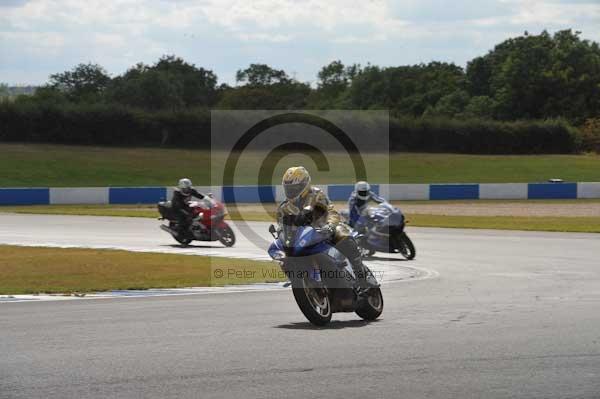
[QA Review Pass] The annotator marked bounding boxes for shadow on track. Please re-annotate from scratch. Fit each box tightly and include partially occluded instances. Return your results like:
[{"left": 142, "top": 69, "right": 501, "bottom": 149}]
[
  {"left": 275, "top": 319, "right": 381, "bottom": 330},
  {"left": 366, "top": 255, "right": 409, "bottom": 262},
  {"left": 163, "top": 244, "right": 224, "bottom": 249}
]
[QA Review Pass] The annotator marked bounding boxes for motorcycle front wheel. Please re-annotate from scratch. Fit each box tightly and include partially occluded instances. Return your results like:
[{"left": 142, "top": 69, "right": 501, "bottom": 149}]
[
  {"left": 398, "top": 232, "right": 416, "bottom": 260},
  {"left": 357, "top": 235, "right": 375, "bottom": 258},
  {"left": 292, "top": 278, "right": 332, "bottom": 326},
  {"left": 217, "top": 225, "right": 236, "bottom": 247},
  {"left": 359, "top": 246, "right": 375, "bottom": 258},
  {"left": 355, "top": 287, "right": 384, "bottom": 321}
]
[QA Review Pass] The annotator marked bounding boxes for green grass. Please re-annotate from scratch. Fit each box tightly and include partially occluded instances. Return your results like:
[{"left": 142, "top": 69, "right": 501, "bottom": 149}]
[
  {"left": 407, "top": 214, "right": 600, "bottom": 233},
  {"left": 0, "top": 204, "right": 160, "bottom": 218},
  {"left": 2, "top": 202, "right": 599, "bottom": 233},
  {"left": 0, "top": 245, "right": 283, "bottom": 295},
  {"left": 1, "top": 143, "right": 599, "bottom": 186}
]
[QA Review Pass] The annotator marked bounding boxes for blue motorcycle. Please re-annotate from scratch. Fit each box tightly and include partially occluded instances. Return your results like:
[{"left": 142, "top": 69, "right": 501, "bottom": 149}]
[
  {"left": 346, "top": 202, "right": 416, "bottom": 259},
  {"left": 268, "top": 213, "right": 383, "bottom": 326}
]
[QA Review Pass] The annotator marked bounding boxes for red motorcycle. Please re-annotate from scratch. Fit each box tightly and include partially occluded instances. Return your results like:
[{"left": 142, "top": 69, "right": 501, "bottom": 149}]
[{"left": 157, "top": 196, "right": 236, "bottom": 247}]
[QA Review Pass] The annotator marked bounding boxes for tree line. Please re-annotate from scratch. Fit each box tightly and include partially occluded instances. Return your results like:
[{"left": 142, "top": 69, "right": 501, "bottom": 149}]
[{"left": 1, "top": 29, "right": 599, "bottom": 153}]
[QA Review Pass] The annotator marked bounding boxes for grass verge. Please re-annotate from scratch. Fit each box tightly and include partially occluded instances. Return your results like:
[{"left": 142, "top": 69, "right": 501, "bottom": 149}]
[
  {"left": 406, "top": 215, "right": 600, "bottom": 233},
  {"left": 0, "top": 204, "right": 159, "bottom": 218},
  {"left": 0, "top": 245, "right": 283, "bottom": 295},
  {"left": 1, "top": 201, "right": 600, "bottom": 233},
  {"left": 2, "top": 143, "right": 600, "bottom": 186}
]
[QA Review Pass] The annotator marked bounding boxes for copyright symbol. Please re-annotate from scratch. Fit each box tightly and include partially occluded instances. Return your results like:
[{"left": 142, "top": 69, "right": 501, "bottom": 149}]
[
  {"left": 218, "top": 111, "right": 369, "bottom": 250},
  {"left": 213, "top": 269, "right": 223, "bottom": 278}
]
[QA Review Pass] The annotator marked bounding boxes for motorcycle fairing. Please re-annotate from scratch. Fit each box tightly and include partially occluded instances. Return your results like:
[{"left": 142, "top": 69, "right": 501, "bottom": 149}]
[{"left": 268, "top": 225, "right": 353, "bottom": 283}]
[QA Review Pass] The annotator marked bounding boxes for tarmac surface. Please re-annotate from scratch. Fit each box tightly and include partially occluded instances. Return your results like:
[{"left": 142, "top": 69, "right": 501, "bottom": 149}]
[{"left": 1, "top": 213, "right": 599, "bottom": 398}]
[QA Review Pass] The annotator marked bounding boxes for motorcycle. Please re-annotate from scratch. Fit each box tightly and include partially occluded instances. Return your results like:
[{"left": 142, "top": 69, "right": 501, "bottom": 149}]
[
  {"left": 157, "top": 196, "right": 236, "bottom": 247},
  {"left": 342, "top": 202, "right": 416, "bottom": 260},
  {"left": 267, "top": 212, "right": 383, "bottom": 326}
]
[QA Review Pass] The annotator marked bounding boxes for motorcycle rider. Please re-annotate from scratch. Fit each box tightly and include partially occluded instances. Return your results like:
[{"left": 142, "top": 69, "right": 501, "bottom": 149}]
[
  {"left": 348, "top": 181, "right": 385, "bottom": 230},
  {"left": 172, "top": 178, "right": 205, "bottom": 235},
  {"left": 278, "top": 167, "right": 379, "bottom": 294}
]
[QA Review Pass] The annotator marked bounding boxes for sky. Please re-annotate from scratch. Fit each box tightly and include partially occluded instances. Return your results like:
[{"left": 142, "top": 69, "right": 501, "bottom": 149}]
[{"left": 1, "top": 0, "right": 599, "bottom": 86}]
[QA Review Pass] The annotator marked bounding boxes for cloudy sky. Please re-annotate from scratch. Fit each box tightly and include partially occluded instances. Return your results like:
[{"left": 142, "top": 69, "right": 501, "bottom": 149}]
[{"left": 1, "top": 0, "right": 599, "bottom": 85}]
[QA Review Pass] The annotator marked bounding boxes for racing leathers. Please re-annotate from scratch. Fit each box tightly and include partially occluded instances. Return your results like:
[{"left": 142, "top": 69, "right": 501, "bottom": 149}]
[
  {"left": 171, "top": 187, "right": 205, "bottom": 234},
  {"left": 348, "top": 190, "right": 385, "bottom": 230},
  {"left": 277, "top": 186, "right": 379, "bottom": 293}
]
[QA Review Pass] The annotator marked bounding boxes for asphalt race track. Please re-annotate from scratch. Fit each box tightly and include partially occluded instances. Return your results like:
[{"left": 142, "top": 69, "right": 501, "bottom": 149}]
[{"left": 1, "top": 213, "right": 600, "bottom": 398}]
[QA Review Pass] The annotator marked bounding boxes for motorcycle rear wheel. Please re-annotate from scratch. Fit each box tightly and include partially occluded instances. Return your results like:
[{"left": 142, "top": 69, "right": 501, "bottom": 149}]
[
  {"left": 174, "top": 236, "right": 192, "bottom": 246},
  {"left": 170, "top": 222, "right": 192, "bottom": 246},
  {"left": 292, "top": 279, "right": 332, "bottom": 326}
]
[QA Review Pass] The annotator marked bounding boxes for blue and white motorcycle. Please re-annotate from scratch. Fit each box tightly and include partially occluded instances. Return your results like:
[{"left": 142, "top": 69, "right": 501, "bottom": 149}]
[
  {"left": 268, "top": 213, "right": 383, "bottom": 326},
  {"left": 344, "top": 202, "right": 416, "bottom": 260}
]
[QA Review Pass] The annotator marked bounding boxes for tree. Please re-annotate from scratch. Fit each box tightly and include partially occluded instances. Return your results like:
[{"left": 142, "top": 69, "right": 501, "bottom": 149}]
[
  {"left": 107, "top": 56, "right": 218, "bottom": 110},
  {"left": 466, "top": 57, "right": 492, "bottom": 96},
  {"left": 218, "top": 82, "right": 311, "bottom": 109},
  {"left": 235, "top": 64, "right": 290, "bottom": 86},
  {"left": 222, "top": 63, "right": 310, "bottom": 109},
  {"left": 423, "top": 90, "right": 470, "bottom": 118},
  {"left": 466, "top": 30, "right": 600, "bottom": 123},
  {"left": 581, "top": 117, "right": 600, "bottom": 152},
  {"left": 49, "top": 63, "right": 111, "bottom": 102},
  {"left": 307, "top": 61, "right": 361, "bottom": 108},
  {"left": 153, "top": 55, "right": 218, "bottom": 107},
  {"left": 348, "top": 62, "right": 465, "bottom": 116},
  {"left": 463, "top": 96, "right": 497, "bottom": 119},
  {"left": 0, "top": 83, "right": 8, "bottom": 98},
  {"left": 108, "top": 65, "right": 184, "bottom": 110}
]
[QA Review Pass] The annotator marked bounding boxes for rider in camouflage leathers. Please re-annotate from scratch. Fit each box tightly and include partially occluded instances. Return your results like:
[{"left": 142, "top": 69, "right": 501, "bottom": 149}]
[{"left": 277, "top": 166, "right": 379, "bottom": 293}]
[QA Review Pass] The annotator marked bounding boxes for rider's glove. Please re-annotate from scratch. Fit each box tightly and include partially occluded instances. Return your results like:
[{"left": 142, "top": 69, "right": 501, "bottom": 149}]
[
  {"left": 296, "top": 210, "right": 313, "bottom": 226},
  {"left": 320, "top": 224, "right": 336, "bottom": 238}
]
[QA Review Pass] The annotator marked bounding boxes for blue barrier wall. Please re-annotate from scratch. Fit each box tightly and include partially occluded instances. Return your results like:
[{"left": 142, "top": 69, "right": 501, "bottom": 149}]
[
  {"left": 0, "top": 183, "right": 598, "bottom": 205},
  {"left": 328, "top": 184, "right": 380, "bottom": 201},
  {"left": 327, "top": 185, "right": 355, "bottom": 201},
  {"left": 222, "top": 186, "right": 275, "bottom": 203},
  {"left": 108, "top": 187, "right": 167, "bottom": 204},
  {"left": 0, "top": 188, "right": 49, "bottom": 205},
  {"left": 430, "top": 184, "right": 479, "bottom": 200},
  {"left": 528, "top": 183, "right": 577, "bottom": 199}
]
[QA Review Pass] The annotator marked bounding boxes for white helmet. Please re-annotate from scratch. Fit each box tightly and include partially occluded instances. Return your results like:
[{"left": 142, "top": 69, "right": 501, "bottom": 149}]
[
  {"left": 355, "top": 181, "right": 370, "bottom": 200},
  {"left": 178, "top": 178, "right": 192, "bottom": 194}
]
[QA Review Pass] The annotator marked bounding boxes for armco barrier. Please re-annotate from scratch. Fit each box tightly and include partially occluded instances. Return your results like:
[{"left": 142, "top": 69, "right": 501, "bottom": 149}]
[{"left": 1, "top": 183, "right": 599, "bottom": 205}]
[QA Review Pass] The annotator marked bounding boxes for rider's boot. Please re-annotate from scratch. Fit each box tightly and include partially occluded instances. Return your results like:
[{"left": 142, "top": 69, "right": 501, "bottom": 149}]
[{"left": 336, "top": 237, "right": 379, "bottom": 296}]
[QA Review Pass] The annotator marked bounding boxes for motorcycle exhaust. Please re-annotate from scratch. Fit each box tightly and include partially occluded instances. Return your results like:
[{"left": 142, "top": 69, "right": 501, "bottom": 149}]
[{"left": 160, "top": 224, "right": 178, "bottom": 237}]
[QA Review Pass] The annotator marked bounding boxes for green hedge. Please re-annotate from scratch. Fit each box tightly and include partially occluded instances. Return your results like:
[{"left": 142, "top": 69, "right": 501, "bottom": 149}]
[
  {"left": 0, "top": 102, "right": 584, "bottom": 153},
  {"left": 0, "top": 102, "right": 211, "bottom": 147},
  {"left": 389, "top": 117, "right": 581, "bottom": 154}
]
